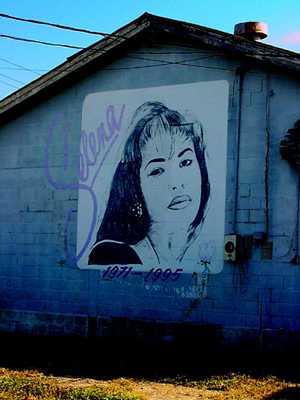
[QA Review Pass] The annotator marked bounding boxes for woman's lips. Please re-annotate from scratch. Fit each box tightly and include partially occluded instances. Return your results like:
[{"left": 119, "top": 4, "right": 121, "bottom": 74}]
[{"left": 168, "top": 194, "right": 192, "bottom": 210}]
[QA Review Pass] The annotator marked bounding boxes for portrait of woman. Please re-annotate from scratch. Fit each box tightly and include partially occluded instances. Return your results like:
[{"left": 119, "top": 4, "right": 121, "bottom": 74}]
[{"left": 88, "top": 101, "right": 210, "bottom": 266}]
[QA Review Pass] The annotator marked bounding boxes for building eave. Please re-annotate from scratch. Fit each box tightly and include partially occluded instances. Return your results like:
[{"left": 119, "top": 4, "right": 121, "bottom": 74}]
[{"left": 1, "top": 12, "right": 300, "bottom": 123}]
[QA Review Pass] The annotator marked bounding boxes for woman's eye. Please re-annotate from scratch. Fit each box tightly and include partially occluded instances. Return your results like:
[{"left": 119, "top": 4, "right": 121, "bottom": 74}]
[
  {"left": 148, "top": 167, "right": 165, "bottom": 177},
  {"left": 179, "top": 159, "right": 193, "bottom": 168}
]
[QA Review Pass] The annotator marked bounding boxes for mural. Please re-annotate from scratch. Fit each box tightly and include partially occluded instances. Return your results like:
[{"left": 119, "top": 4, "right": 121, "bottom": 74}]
[{"left": 77, "top": 82, "right": 228, "bottom": 276}]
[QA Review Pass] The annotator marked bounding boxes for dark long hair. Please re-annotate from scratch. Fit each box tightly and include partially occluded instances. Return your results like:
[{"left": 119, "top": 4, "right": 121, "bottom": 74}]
[{"left": 96, "top": 101, "right": 210, "bottom": 245}]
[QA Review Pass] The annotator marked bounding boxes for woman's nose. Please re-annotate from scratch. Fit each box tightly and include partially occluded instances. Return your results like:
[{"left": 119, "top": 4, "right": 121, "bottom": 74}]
[{"left": 169, "top": 182, "right": 184, "bottom": 191}]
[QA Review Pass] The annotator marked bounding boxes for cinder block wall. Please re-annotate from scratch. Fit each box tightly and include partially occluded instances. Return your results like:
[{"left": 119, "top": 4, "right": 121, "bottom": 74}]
[{"left": 1, "top": 41, "right": 300, "bottom": 347}]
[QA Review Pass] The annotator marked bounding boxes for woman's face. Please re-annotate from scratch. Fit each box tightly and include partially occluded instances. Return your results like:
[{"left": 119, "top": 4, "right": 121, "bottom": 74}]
[{"left": 140, "top": 133, "right": 201, "bottom": 226}]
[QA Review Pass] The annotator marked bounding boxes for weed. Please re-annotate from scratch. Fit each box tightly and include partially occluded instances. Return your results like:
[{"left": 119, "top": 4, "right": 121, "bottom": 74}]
[{"left": 0, "top": 369, "right": 140, "bottom": 400}]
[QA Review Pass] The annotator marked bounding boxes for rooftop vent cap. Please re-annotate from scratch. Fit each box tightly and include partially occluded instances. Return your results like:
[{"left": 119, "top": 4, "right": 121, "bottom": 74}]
[{"left": 234, "top": 21, "right": 268, "bottom": 41}]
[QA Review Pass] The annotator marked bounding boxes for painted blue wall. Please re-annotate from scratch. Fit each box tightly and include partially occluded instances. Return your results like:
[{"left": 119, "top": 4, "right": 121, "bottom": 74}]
[{"left": 1, "top": 41, "right": 300, "bottom": 341}]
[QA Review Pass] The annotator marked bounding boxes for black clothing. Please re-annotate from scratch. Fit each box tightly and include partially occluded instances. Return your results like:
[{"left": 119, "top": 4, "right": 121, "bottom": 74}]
[{"left": 88, "top": 241, "right": 142, "bottom": 265}]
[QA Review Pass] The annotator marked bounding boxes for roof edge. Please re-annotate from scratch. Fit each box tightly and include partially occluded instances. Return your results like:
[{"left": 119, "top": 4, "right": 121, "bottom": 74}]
[
  {"left": 1, "top": 12, "right": 300, "bottom": 122},
  {"left": 0, "top": 12, "right": 153, "bottom": 120}
]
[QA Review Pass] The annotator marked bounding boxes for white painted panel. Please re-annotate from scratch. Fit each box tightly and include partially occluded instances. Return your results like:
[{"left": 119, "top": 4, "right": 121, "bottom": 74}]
[{"left": 77, "top": 81, "right": 229, "bottom": 275}]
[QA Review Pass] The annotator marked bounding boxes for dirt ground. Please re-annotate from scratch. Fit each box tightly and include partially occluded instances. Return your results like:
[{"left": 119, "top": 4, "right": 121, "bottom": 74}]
[{"left": 48, "top": 374, "right": 300, "bottom": 400}]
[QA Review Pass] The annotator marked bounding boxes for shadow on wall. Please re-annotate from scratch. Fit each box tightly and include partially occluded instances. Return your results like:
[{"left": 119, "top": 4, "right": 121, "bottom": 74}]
[{"left": 263, "top": 387, "right": 300, "bottom": 399}]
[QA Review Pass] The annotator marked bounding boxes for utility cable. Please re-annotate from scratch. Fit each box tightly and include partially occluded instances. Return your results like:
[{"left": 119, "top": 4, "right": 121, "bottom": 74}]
[
  {"left": 0, "top": 79, "right": 19, "bottom": 89},
  {"left": 0, "top": 57, "right": 43, "bottom": 75},
  {"left": 127, "top": 53, "right": 225, "bottom": 64},
  {"left": 0, "top": 67, "right": 37, "bottom": 70},
  {"left": 0, "top": 12, "right": 295, "bottom": 58},
  {"left": 0, "top": 39, "right": 290, "bottom": 99},
  {"left": 0, "top": 33, "right": 84, "bottom": 49},
  {"left": 102, "top": 58, "right": 235, "bottom": 72},
  {"left": 0, "top": 12, "right": 297, "bottom": 60},
  {"left": 0, "top": 29, "right": 295, "bottom": 60},
  {"left": 0, "top": 12, "right": 127, "bottom": 39},
  {"left": 0, "top": 72, "right": 25, "bottom": 84}
]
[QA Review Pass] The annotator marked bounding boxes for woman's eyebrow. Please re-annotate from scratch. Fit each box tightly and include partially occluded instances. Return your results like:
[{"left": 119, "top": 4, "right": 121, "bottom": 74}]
[
  {"left": 145, "top": 158, "right": 166, "bottom": 169},
  {"left": 178, "top": 148, "right": 193, "bottom": 158}
]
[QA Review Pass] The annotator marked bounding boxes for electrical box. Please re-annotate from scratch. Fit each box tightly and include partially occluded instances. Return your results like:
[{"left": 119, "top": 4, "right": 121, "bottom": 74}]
[
  {"left": 224, "top": 234, "right": 253, "bottom": 262},
  {"left": 224, "top": 234, "right": 239, "bottom": 262}
]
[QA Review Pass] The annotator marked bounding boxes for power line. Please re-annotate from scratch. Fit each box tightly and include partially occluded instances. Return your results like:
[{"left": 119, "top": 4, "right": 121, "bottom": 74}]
[
  {"left": 0, "top": 32, "right": 223, "bottom": 55},
  {"left": 0, "top": 53, "right": 266, "bottom": 99},
  {"left": 0, "top": 56, "right": 234, "bottom": 95},
  {"left": 0, "top": 53, "right": 238, "bottom": 88},
  {"left": 0, "top": 17, "right": 292, "bottom": 58},
  {"left": 100, "top": 51, "right": 236, "bottom": 71},
  {"left": 0, "top": 33, "right": 84, "bottom": 50},
  {"left": 102, "top": 61, "right": 234, "bottom": 72},
  {"left": 0, "top": 12, "right": 294, "bottom": 58},
  {"left": 0, "top": 26, "right": 292, "bottom": 98},
  {"left": 0, "top": 12, "right": 294, "bottom": 59},
  {"left": 0, "top": 79, "right": 19, "bottom": 89},
  {"left": 0, "top": 38, "right": 274, "bottom": 94},
  {"left": 135, "top": 49, "right": 220, "bottom": 55},
  {"left": 97, "top": 52, "right": 236, "bottom": 71},
  {"left": 0, "top": 57, "right": 43, "bottom": 75},
  {"left": 0, "top": 66, "right": 46, "bottom": 72},
  {"left": 0, "top": 12, "right": 126, "bottom": 39},
  {"left": 0, "top": 30, "right": 285, "bottom": 59},
  {"left": 127, "top": 53, "right": 225, "bottom": 64},
  {"left": 0, "top": 53, "right": 226, "bottom": 89},
  {"left": 0, "top": 72, "right": 25, "bottom": 84}
]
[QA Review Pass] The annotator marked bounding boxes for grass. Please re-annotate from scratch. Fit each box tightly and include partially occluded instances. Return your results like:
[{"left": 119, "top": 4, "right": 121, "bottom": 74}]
[
  {"left": 0, "top": 369, "right": 141, "bottom": 400},
  {"left": 2, "top": 368, "right": 300, "bottom": 400},
  {"left": 161, "top": 372, "right": 267, "bottom": 390},
  {"left": 156, "top": 372, "right": 300, "bottom": 399}
]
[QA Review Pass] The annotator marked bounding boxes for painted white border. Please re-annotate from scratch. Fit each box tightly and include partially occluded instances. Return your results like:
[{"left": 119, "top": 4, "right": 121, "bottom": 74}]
[{"left": 77, "top": 81, "right": 229, "bottom": 274}]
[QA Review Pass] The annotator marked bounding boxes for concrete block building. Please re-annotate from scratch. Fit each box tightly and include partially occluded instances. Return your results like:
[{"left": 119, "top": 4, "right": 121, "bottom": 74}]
[{"left": 1, "top": 13, "right": 300, "bottom": 349}]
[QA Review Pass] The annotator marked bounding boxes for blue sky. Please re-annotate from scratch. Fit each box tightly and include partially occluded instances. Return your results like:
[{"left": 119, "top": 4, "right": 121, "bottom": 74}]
[{"left": 1, "top": 0, "right": 300, "bottom": 100}]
